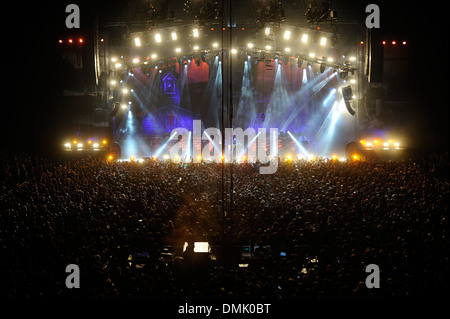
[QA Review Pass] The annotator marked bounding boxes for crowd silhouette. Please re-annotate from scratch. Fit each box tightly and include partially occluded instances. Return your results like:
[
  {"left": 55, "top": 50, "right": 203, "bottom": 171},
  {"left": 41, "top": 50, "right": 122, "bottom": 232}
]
[{"left": 0, "top": 151, "right": 448, "bottom": 299}]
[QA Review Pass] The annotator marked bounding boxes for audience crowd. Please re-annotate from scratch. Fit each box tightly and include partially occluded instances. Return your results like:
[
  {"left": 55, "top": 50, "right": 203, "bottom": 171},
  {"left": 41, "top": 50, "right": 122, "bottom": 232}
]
[{"left": 0, "top": 151, "right": 448, "bottom": 299}]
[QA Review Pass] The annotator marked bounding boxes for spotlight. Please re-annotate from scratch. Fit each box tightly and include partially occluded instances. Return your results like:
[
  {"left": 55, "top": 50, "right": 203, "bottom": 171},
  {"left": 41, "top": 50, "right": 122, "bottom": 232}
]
[
  {"left": 93, "top": 143, "right": 99, "bottom": 148},
  {"left": 265, "top": 27, "right": 270, "bottom": 35},
  {"left": 320, "top": 37, "right": 327, "bottom": 46},
  {"left": 155, "top": 33, "right": 161, "bottom": 43},
  {"left": 132, "top": 57, "right": 139, "bottom": 64},
  {"left": 134, "top": 37, "right": 141, "bottom": 47},
  {"left": 247, "top": 43, "right": 254, "bottom": 48},
  {"left": 193, "top": 45, "right": 199, "bottom": 50},
  {"left": 212, "top": 42, "right": 219, "bottom": 48},
  {"left": 284, "top": 47, "right": 291, "bottom": 52},
  {"left": 171, "top": 32, "right": 177, "bottom": 40},
  {"left": 231, "top": 48, "right": 237, "bottom": 54},
  {"left": 284, "top": 30, "right": 291, "bottom": 40},
  {"left": 193, "top": 28, "right": 199, "bottom": 37},
  {"left": 265, "top": 45, "right": 272, "bottom": 50},
  {"left": 121, "top": 104, "right": 127, "bottom": 109},
  {"left": 175, "top": 48, "right": 181, "bottom": 53},
  {"left": 151, "top": 53, "right": 157, "bottom": 59},
  {"left": 309, "top": 52, "right": 315, "bottom": 58}
]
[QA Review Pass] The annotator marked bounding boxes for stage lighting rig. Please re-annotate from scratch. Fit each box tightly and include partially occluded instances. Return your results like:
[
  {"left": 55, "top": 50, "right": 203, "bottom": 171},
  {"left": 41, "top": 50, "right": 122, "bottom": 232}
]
[
  {"left": 303, "top": 0, "right": 337, "bottom": 25},
  {"left": 146, "top": 0, "right": 175, "bottom": 23},
  {"left": 183, "top": 0, "right": 222, "bottom": 23},
  {"left": 250, "top": 0, "right": 285, "bottom": 24}
]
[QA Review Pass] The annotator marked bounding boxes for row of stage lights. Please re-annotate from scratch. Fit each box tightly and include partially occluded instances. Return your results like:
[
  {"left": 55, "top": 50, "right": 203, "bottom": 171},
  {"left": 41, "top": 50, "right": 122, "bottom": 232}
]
[
  {"left": 63, "top": 139, "right": 108, "bottom": 151},
  {"left": 119, "top": 45, "right": 354, "bottom": 64},
  {"left": 382, "top": 40, "right": 407, "bottom": 46},
  {"left": 359, "top": 138, "right": 402, "bottom": 150},
  {"left": 130, "top": 26, "right": 336, "bottom": 49},
  {"left": 119, "top": 24, "right": 351, "bottom": 75},
  {"left": 107, "top": 153, "right": 364, "bottom": 163},
  {"left": 109, "top": 48, "right": 357, "bottom": 86},
  {"left": 58, "top": 38, "right": 84, "bottom": 44}
]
